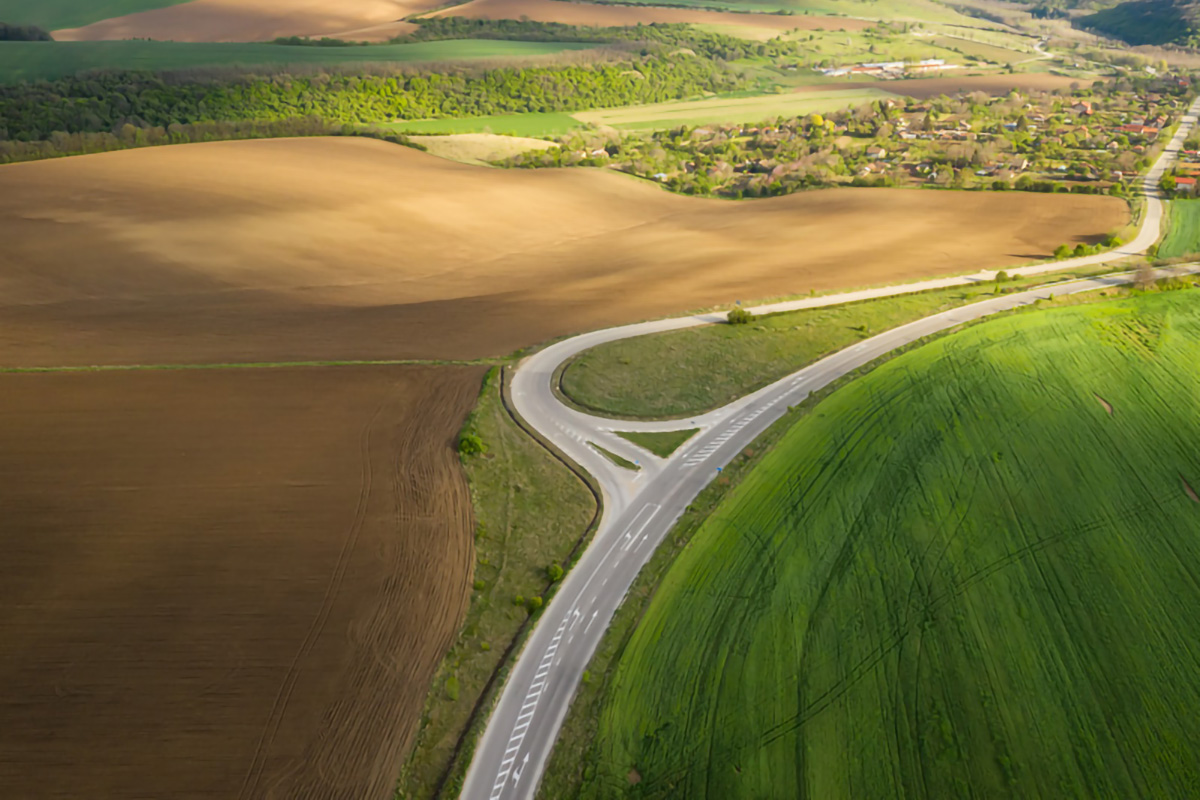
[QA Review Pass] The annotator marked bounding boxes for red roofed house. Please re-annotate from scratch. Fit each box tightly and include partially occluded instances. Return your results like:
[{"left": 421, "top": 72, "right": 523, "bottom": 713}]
[{"left": 1175, "top": 176, "right": 1196, "bottom": 195}]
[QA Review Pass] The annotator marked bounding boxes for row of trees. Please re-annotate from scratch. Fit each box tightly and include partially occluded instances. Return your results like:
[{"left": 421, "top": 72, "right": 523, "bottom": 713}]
[
  {"left": 390, "top": 18, "right": 797, "bottom": 62},
  {"left": 0, "top": 57, "right": 744, "bottom": 142},
  {"left": 0, "top": 117, "right": 422, "bottom": 165}
]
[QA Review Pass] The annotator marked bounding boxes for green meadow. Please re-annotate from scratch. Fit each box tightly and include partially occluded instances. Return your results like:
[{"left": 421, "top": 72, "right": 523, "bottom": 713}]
[
  {"left": 588, "top": 289, "right": 1200, "bottom": 799},
  {"left": 0, "top": 0, "right": 186, "bottom": 31},
  {"left": 382, "top": 112, "right": 584, "bottom": 137},
  {"left": 1160, "top": 200, "right": 1200, "bottom": 258},
  {"left": 0, "top": 40, "right": 598, "bottom": 82}
]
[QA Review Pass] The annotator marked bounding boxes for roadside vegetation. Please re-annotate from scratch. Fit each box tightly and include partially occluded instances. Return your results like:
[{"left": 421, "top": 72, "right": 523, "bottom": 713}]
[
  {"left": 397, "top": 369, "right": 596, "bottom": 799},
  {"left": 615, "top": 429, "right": 699, "bottom": 458},
  {"left": 560, "top": 267, "right": 1112, "bottom": 418},
  {"left": 590, "top": 441, "right": 642, "bottom": 470},
  {"left": 546, "top": 279, "right": 1200, "bottom": 799}
]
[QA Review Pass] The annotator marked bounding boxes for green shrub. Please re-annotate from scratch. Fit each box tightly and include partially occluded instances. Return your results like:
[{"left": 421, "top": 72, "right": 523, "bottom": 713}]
[
  {"left": 547, "top": 563, "right": 564, "bottom": 582},
  {"left": 727, "top": 307, "right": 754, "bottom": 325},
  {"left": 445, "top": 675, "right": 460, "bottom": 701},
  {"left": 527, "top": 595, "right": 544, "bottom": 612},
  {"left": 458, "top": 432, "right": 486, "bottom": 456}
]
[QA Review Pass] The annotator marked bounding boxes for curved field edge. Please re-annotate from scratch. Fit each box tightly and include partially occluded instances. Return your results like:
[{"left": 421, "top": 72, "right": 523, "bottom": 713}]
[
  {"left": 537, "top": 280, "right": 1199, "bottom": 799},
  {"left": 557, "top": 267, "right": 1117, "bottom": 420},
  {"left": 397, "top": 367, "right": 599, "bottom": 799},
  {"left": 587, "top": 288, "right": 1200, "bottom": 798}
]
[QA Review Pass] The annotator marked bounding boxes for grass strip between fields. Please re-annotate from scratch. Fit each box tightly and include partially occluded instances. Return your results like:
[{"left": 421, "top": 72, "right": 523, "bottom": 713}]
[
  {"left": 537, "top": 276, "right": 1193, "bottom": 799},
  {"left": 614, "top": 428, "right": 699, "bottom": 458},
  {"left": 397, "top": 366, "right": 600, "bottom": 800},
  {"left": 559, "top": 267, "right": 1116, "bottom": 419},
  {"left": 0, "top": 357, "right": 499, "bottom": 374}
]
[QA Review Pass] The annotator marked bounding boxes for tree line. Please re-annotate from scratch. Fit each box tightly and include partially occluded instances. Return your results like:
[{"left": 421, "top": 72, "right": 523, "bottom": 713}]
[
  {"left": 390, "top": 18, "right": 798, "bottom": 62},
  {"left": 0, "top": 56, "right": 743, "bottom": 143},
  {"left": 0, "top": 116, "right": 423, "bottom": 165},
  {"left": 0, "top": 22, "right": 52, "bottom": 41}
]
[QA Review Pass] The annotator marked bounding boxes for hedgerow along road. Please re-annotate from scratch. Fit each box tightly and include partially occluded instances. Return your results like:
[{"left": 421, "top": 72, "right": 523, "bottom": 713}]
[{"left": 459, "top": 95, "right": 1200, "bottom": 800}]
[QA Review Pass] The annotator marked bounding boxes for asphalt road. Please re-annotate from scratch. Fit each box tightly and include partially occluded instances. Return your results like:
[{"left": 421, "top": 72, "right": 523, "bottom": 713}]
[{"left": 459, "top": 96, "right": 1200, "bottom": 800}]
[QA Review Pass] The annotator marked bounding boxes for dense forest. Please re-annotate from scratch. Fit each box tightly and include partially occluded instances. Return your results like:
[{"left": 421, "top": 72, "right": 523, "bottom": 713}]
[
  {"left": 1081, "top": 0, "right": 1200, "bottom": 46},
  {"left": 0, "top": 56, "right": 743, "bottom": 145}
]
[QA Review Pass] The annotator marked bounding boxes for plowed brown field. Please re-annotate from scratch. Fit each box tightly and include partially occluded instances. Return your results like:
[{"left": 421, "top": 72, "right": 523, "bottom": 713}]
[
  {"left": 53, "top": 0, "right": 424, "bottom": 43},
  {"left": 426, "top": 0, "right": 867, "bottom": 38},
  {"left": 824, "top": 73, "right": 1089, "bottom": 98},
  {"left": 0, "top": 137, "right": 1127, "bottom": 369},
  {"left": 0, "top": 365, "right": 482, "bottom": 799}
]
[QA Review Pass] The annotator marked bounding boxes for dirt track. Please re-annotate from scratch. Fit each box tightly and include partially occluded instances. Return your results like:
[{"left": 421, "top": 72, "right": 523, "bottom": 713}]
[
  {"left": 53, "top": 0, "right": 423, "bottom": 42},
  {"left": 0, "top": 137, "right": 1128, "bottom": 368},
  {"left": 426, "top": 0, "right": 868, "bottom": 37},
  {"left": 0, "top": 365, "right": 482, "bottom": 799}
]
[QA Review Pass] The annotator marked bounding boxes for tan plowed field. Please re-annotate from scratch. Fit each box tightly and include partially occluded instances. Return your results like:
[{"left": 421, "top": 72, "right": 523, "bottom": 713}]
[
  {"left": 53, "top": 0, "right": 425, "bottom": 43},
  {"left": 827, "top": 73, "right": 1090, "bottom": 98},
  {"left": 0, "top": 137, "right": 1127, "bottom": 369},
  {"left": 0, "top": 365, "right": 482, "bottom": 799},
  {"left": 426, "top": 0, "right": 868, "bottom": 38}
]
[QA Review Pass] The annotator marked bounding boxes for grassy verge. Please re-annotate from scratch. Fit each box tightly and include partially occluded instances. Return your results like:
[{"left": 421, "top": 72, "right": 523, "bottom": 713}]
[
  {"left": 615, "top": 428, "right": 699, "bottom": 458},
  {"left": 589, "top": 442, "right": 641, "bottom": 471},
  {"left": 396, "top": 367, "right": 597, "bottom": 799},
  {"left": 559, "top": 267, "right": 1111, "bottom": 419},
  {"left": 538, "top": 275, "right": 1196, "bottom": 799}
]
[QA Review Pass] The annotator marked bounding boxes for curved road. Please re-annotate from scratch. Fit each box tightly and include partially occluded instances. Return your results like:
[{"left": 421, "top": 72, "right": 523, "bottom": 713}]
[{"left": 460, "top": 95, "right": 1200, "bottom": 800}]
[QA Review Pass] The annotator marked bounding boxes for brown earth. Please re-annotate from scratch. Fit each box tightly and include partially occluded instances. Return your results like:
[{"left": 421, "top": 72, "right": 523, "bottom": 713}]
[
  {"left": 426, "top": 0, "right": 869, "bottom": 38},
  {"left": 820, "top": 72, "right": 1091, "bottom": 99},
  {"left": 53, "top": 0, "right": 424, "bottom": 43},
  {"left": 0, "top": 136, "right": 1128, "bottom": 369},
  {"left": 0, "top": 364, "right": 482, "bottom": 800}
]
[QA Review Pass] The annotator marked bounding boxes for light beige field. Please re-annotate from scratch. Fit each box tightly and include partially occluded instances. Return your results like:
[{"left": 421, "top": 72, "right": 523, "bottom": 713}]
[
  {"left": 409, "top": 133, "right": 558, "bottom": 165},
  {"left": 426, "top": 0, "right": 869, "bottom": 38},
  {"left": 0, "top": 136, "right": 1128, "bottom": 368},
  {"left": 53, "top": 0, "right": 423, "bottom": 43}
]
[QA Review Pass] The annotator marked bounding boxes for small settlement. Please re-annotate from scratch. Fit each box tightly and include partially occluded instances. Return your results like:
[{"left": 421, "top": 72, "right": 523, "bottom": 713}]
[{"left": 512, "top": 76, "right": 1194, "bottom": 200}]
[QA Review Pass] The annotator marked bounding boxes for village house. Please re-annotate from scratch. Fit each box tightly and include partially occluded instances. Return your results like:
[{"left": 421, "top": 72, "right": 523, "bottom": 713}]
[{"left": 1175, "top": 176, "right": 1197, "bottom": 195}]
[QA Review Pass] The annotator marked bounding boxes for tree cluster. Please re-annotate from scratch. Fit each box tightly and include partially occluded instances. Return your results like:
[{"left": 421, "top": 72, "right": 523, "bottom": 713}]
[
  {"left": 0, "top": 58, "right": 743, "bottom": 143},
  {"left": 0, "top": 22, "right": 52, "bottom": 41}
]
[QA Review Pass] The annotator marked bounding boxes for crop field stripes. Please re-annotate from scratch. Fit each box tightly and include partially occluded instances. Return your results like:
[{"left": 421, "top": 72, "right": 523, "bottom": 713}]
[{"left": 489, "top": 614, "right": 569, "bottom": 799}]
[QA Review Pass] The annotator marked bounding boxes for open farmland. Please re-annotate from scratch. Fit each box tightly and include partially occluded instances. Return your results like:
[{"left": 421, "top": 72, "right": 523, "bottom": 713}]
[
  {"left": 1160, "top": 200, "right": 1200, "bottom": 258},
  {"left": 424, "top": 0, "right": 867, "bottom": 38},
  {"left": 587, "top": 290, "right": 1200, "bottom": 799},
  {"left": 0, "top": 365, "right": 482, "bottom": 799},
  {"left": 0, "top": 137, "right": 1127, "bottom": 368},
  {"left": 53, "top": 0, "right": 430, "bottom": 43},
  {"left": 0, "top": 40, "right": 599, "bottom": 83}
]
